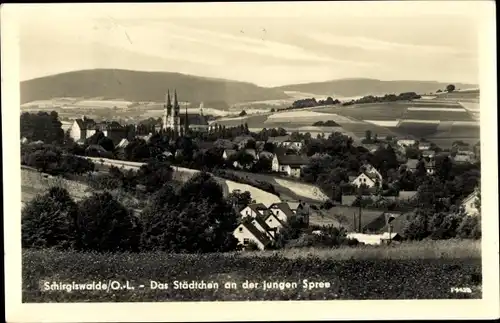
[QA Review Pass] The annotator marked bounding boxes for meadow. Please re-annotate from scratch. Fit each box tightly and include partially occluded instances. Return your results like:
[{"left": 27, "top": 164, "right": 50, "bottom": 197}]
[{"left": 22, "top": 239, "right": 481, "bottom": 302}]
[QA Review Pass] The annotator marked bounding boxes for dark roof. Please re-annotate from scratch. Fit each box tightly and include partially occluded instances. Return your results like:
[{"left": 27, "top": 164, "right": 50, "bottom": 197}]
[
  {"left": 263, "top": 212, "right": 286, "bottom": 227},
  {"left": 341, "top": 195, "right": 358, "bottom": 206},
  {"left": 224, "top": 149, "right": 237, "bottom": 157},
  {"left": 240, "top": 219, "right": 272, "bottom": 246},
  {"left": 382, "top": 212, "right": 413, "bottom": 236},
  {"left": 275, "top": 153, "right": 310, "bottom": 167},
  {"left": 75, "top": 118, "right": 96, "bottom": 130},
  {"left": 267, "top": 135, "right": 291, "bottom": 143},
  {"left": 180, "top": 114, "right": 208, "bottom": 126},
  {"left": 85, "top": 144, "right": 107, "bottom": 153},
  {"left": 247, "top": 203, "right": 267, "bottom": 215},
  {"left": 269, "top": 202, "right": 295, "bottom": 219},
  {"left": 323, "top": 206, "right": 385, "bottom": 232},
  {"left": 251, "top": 216, "right": 272, "bottom": 233},
  {"left": 363, "top": 211, "right": 402, "bottom": 233}
]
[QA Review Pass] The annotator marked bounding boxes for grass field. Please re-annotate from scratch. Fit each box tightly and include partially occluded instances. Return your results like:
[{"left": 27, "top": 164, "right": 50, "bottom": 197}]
[
  {"left": 22, "top": 239, "right": 481, "bottom": 302},
  {"left": 226, "top": 170, "right": 328, "bottom": 203}
]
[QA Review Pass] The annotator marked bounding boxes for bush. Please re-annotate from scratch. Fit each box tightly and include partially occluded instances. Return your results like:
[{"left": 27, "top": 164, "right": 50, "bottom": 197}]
[
  {"left": 76, "top": 192, "right": 141, "bottom": 252},
  {"left": 457, "top": 215, "right": 481, "bottom": 239},
  {"left": 22, "top": 187, "right": 79, "bottom": 250}
]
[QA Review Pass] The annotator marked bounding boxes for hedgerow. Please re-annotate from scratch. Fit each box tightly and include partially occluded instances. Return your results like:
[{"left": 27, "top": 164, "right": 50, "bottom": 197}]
[{"left": 23, "top": 249, "right": 481, "bottom": 302}]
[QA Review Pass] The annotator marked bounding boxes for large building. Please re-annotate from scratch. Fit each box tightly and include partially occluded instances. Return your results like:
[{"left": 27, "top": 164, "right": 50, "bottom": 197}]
[{"left": 162, "top": 91, "right": 209, "bottom": 134}]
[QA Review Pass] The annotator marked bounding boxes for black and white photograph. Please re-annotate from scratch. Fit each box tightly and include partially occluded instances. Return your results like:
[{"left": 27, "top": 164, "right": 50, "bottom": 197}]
[{"left": 3, "top": 1, "right": 499, "bottom": 321}]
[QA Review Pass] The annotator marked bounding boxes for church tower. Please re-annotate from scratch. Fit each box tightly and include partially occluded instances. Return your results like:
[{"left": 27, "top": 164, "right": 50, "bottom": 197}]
[
  {"left": 163, "top": 90, "right": 173, "bottom": 131},
  {"left": 173, "top": 90, "right": 180, "bottom": 135}
]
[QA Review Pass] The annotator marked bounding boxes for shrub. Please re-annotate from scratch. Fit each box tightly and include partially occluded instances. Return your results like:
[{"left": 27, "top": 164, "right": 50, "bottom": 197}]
[
  {"left": 457, "top": 215, "right": 481, "bottom": 239},
  {"left": 76, "top": 192, "right": 141, "bottom": 252},
  {"left": 22, "top": 187, "right": 79, "bottom": 250}
]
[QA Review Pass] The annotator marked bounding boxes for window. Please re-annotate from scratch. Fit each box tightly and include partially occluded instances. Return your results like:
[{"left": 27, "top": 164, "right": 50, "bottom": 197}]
[
  {"left": 243, "top": 238, "right": 250, "bottom": 245},
  {"left": 470, "top": 203, "right": 474, "bottom": 208},
  {"left": 239, "top": 227, "right": 243, "bottom": 232}
]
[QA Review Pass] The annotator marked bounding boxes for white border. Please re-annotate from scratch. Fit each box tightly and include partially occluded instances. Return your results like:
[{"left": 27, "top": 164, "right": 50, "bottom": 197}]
[{"left": 3, "top": 2, "right": 499, "bottom": 322}]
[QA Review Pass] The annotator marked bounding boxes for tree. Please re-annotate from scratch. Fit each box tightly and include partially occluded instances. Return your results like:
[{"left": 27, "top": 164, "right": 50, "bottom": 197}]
[
  {"left": 446, "top": 84, "right": 456, "bottom": 93},
  {"left": 20, "top": 111, "right": 64, "bottom": 144},
  {"left": 140, "top": 175, "right": 239, "bottom": 253},
  {"left": 135, "top": 160, "right": 174, "bottom": 193},
  {"left": 98, "top": 136, "right": 115, "bottom": 152},
  {"left": 239, "top": 110, "right": 247, "bottom": 117},
  {"left": 76, "top": 192, "right": 141, "bottom": 252},
  {"left": 365, "top": 130, "right": 372, "bottom": 142},
  {"left": 227, "top": 190, "right": 254, "bottom": 211},
  {"left": 263, "top": 142, "right": 275, "bottom": 153},
  {"left": 22, "top": 187, "right": 79, "bottom": 249}
]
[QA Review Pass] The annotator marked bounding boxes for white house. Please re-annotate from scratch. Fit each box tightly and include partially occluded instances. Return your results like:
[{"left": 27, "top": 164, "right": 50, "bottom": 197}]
[
  {"left": 397, "top": 139, "right": 417, "bottom": 147},
  {"left": 264, "top": 212, "right": 285, "bottom": 233},
  {"left": 360, "top": 164, "right": 383, "bottom": 182},
  {"left": 240, "top": 203, "right": 268, "bottom": 219},
  {"left": 268, "top": 202, "right": 294, "bottom": 223},
  {"left": 351, "top": 172, "right": 379, "bottom": 188},
  {"left": 69, "top": 116, "right": 97, "bottom": 142},
  {"left": 271, "top": 153, "right": 310, "bottom": 178},
  {"left": 418, "top": 143, "right": 431, "bottom": 150},
  {"left": 461, "top": 190, "right": 480, "bottom": 216},
  {"left": 233, "top": 221, "right": 272, "bottom": 250},
  {"left": 250, "top": 217, "right": 275, "bottom": 239}
]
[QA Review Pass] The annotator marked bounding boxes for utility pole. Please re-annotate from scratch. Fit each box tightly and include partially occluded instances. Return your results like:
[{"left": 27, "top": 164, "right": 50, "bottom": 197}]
[{"left": 358, "top": 185, "right": 363, "bottom": 233}]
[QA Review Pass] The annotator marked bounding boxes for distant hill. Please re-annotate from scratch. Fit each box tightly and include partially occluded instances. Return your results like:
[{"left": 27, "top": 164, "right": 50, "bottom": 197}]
[
  {"left": 275, "top": 78, "right": 478, "bottom": 97},
  {"left": 20, "top": 69, "right": 290, "bottom": 105}
]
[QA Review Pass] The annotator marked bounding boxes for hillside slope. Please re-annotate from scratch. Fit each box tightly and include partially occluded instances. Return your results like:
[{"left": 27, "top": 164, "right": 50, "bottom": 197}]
[
  {"left": 20, "top": 69, "right": 290, "bottom": 105},
  {"left": 275, "top": 78, "right": 478, "bottom": 97}
]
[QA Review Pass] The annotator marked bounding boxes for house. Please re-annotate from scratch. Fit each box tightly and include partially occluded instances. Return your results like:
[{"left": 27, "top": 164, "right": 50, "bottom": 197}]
[
  {"left": 69, "top": 116, "right": 97, "bottom": 142},
  {"left": 351, "top": 172, "right": 380, "bottom": 188},
  {"left": 363, "top": 211, "right": 402, "bottom": 234},
  {"left": 268, "top": 202, "right": 295, "bottom": 223},
  {"left": 271, "top": 153, "right": 310, "bottom": 178},
  {"left": 240, "top": 203, "right": 268, "bottom": 219},
  {"left": 360, "top": 164, "right": 383, "bottom": 182},
  {"left": 263, "top": 212, "right": 285, "bottom": 233},
  {"left": 418, "top": 143, "right": 431, "bottom": 150},
  {"left": 268, "top": 135, "right": 304, "bottom": 151},
  {"left": 243, "top": 148, "right": 259, "bottom": 160},
  {"left": 424, "top": 158, "right": 436, "bottom": 174},
  {"left": 249, "top": 216, "right": 275, "bottom": 239},
  {"left": 233, "top": 135, "right": 254, "bottom": 150},
  {"left": 346, "top": 233, "right": 398, "bottom": 245},
  {"left": 461, "top": 190, "right": 480, "bottom": 216},
  {"left": 233, "top": 220, "right": 272, "bottom": 250},
  {"left": 397, "top": 139, "right": 417, "bottom": 148},
  {"left": 222, "top": 149, "right": 237, "bottom": 160}
]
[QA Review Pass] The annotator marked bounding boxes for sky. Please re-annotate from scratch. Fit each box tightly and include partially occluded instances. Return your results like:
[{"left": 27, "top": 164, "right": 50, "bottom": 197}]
[{"left": 14, "top": 2, "right": 483, "bottom": 87}]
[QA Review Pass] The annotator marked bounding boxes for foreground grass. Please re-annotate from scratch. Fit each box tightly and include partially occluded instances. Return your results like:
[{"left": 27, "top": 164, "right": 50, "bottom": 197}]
[{"left": 23, "top": 240, "right": 481, "bottom": 302}]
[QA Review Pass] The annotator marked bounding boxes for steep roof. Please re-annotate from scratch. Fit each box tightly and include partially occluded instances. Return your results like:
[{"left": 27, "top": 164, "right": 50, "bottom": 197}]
[
  {"left": 240, "top": 220, "right": 272, "bottom": 246},
  {"left": 247, "top": 203, "right": 268, "bottom": 215},
  {"left": 75, "top": 118, "right": 96, "bottom": 130},
  {"left": 252, "top": 216, "right": 273, "bottom": 233},
  {"left": 269, "top": 202, "right": 295, "bottom": 219},
  {"left": 275, "top": 153, "right": 310, "bottom": 167},
  {"left": 363, "top": 211, "right": 402, "bottom": 233}
]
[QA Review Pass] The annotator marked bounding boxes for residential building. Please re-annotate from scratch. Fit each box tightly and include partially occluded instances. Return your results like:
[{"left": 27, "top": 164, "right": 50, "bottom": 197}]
[
  {"left": 69, "top": 116, "right": 97, "bottom": 142},
  {"left": 271, "top": 153, "right": 310, "bottom": 178},
  {"left": 268, "top": 202, "right": 295, "bottom": 223},
  {"left": 418, "top": 143, "right": 431, "bottom": 150},
  {"left": 397, "top": 139, "right": 417, "bottom": 148},
  {"left": 351, "top": 172, "right": 380, "bottom": 188},
  {"left": 461, "top": 189, "right": 480, "bottom": 216},
  {"left": 263, "top": 212, "right": 285, "bottom": 233},
  {"left": 268, "top": 135, "right": 304, "bottom": 151},
  {"left": 233, "top": 220, "right": 272, "bottom": 250},
  {"left": 360, "top": 163, "right": 383, "bottom": 182},
  {"left": 240, "top": 203, "right": 268, "bottom": 219},
  {"left": 453, "top": 151, "right": 475, "bottom": 164},
  {"left": 222, "top": 149, "right": 237, "bottom": 160},
  {"left": 249, "top": 217, "right": 276, "bottom": 239}
]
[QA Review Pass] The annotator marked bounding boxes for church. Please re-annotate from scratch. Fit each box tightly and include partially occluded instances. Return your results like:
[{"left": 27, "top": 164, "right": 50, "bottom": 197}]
[{"left": 162, "top": 90, "right": 209, "bottom": 134}]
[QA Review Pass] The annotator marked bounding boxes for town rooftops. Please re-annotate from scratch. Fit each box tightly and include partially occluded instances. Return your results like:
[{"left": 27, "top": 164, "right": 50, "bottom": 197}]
[
  {"left": 240, "top": 218, "right": 273, "bottom": 246},
  {"left": 247, "top": 203, "right": 268, "bottom": 214},
  {"left": 269, "top": 202, "right": 295, "bottom": 219},
  {"left": 267, "top": 135, "right": 291, "bottom": 143},
  {"left": 275, "top": 153, "right": 310, "bottom": 167}
]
